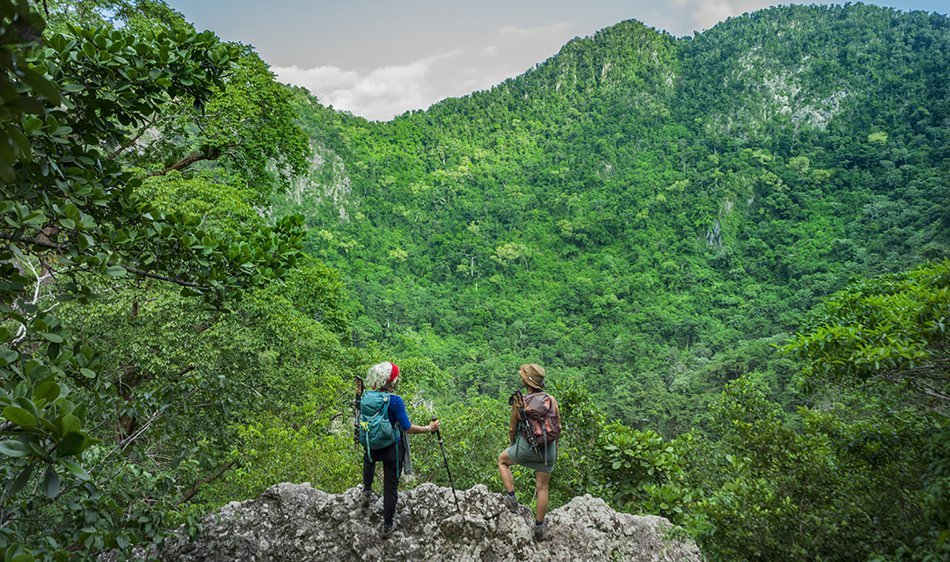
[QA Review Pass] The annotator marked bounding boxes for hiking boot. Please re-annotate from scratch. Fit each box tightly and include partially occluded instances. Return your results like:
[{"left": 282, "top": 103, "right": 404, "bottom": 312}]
[
  {"left": 502, "top": 493, "right": 519, "bottom": 511},
  {"left": 380, "top": 523, "right": 394, "bottom": 539},
  {"left": 360, "top": 491, "right": 373, "bottom": 510},
  {"left": 534, "top": 520, "right": 546, "bottom": 542}
]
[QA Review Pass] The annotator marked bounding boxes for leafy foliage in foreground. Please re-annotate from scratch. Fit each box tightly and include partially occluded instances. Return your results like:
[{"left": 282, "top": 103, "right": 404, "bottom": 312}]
[{"left": 0, "top": 1, "right": 332, "bottom": 559}]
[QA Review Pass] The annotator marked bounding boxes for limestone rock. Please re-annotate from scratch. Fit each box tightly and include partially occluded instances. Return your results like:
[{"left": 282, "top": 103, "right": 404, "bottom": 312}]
[{"left": 119, "top": 483, "right": 701, "bottom": 561}]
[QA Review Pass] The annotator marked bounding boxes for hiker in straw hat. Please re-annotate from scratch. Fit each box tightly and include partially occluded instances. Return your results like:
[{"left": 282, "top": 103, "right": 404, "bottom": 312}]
[{"left": 497, "top": 363, "right": 561, "bottom": 541}]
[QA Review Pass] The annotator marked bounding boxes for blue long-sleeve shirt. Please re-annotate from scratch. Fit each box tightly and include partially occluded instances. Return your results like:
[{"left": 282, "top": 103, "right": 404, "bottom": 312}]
[{"left": 387, "top": 394, "right": 412, "bottom": 432}]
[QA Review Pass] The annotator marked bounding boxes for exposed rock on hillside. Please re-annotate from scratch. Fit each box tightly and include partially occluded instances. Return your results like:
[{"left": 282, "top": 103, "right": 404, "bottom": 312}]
[{"left": 135, "top": 483, "right": 701, "bottom": 561}]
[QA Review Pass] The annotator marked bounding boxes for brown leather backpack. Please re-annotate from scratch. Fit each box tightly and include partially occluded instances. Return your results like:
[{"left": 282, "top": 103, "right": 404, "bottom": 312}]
[{"left": 519, "top": 392, "right": 561, "bottom": 448}]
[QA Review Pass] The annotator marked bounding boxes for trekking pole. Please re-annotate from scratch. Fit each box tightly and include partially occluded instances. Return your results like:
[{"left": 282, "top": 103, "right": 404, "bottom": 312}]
[
  {"left": 353, "top": 376, "right": 364, "bottom": 450},
  {"left": 431, "top": 417, "right": 462, "bottom": 514}
]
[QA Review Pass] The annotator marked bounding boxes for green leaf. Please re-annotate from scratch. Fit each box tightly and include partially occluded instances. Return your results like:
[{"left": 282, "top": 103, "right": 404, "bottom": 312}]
[
  {"left": 18, "top": 67, "right": 62, "bottom": 105},
  {"left": 0, "top": 347, "right": 18, "bottom": 365},
  {"left": 105, "top": 265, "right": 127, "bottom": 277},
  {"left": 27, "top": 440, "right": 50, "bottom": 461},
  {"left": 3, "top": 406, "right": 36, "bottom": 427},
  {"left": 21, "top": 210, "right": 47, "bottom": 229},
  {"left": 58, "top": 432, "right": 87, "bottom": 456},
  {"left": 33, "top": 380, "right": 61, "bottom": 403},
  {"left": 57, "top": 414, "right": 80, "bottom": 436},
  {"left": 40, "top": 332, "right": 64, "bottom": 343},
  {"left": 6, "top": 464, "right": 33, "bottom": 496},
  {"left": 14, "top": 397, "right": 39, "bottom": 417},
  {"left": 72, "top": 403, "right": 87, "bottom": 421},
  {"left": 24, "top": 361, "right": 51, "bottom": 380},
  {"left": 62, "top": 460, "right": 90, "bottom": 481},
  {"left": 21, "top": 104, "right": 47, "bottom": 127},
  {"left": 0, "top": 440, "right": 31, "bottom": 458},
  {"left": 42, "top": 466, "right": 61, "bottom": 498}
]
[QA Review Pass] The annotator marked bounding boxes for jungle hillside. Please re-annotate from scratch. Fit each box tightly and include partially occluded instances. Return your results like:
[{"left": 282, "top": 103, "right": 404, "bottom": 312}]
[{"left": 0, "top": 1, "right": 947, "bottom": 560}]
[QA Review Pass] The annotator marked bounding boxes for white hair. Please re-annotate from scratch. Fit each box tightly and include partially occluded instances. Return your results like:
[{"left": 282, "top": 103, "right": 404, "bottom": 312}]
[{"left": 366, "top": 362, "right": 394, "bottom": 390}]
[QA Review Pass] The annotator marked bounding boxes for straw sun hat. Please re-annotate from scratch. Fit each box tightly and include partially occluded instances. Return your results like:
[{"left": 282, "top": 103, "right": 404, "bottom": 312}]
[{"left": 519, "top": 363, "right": 546, "bottom": 390}]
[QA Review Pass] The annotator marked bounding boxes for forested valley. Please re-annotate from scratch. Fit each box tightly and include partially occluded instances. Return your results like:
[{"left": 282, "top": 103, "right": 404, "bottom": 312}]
[{"left": 0, "top": 1, "right": 947, "bottom": 560}]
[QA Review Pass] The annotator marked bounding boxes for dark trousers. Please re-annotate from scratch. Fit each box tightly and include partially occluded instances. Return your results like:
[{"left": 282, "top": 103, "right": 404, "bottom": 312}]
[{"left": 363, "top": 442, "right": 399, "bottom": 526}]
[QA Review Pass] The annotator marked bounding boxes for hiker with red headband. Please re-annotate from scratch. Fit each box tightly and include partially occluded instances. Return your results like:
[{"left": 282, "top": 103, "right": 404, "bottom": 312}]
[{"left": 358, "top": 361, "right": 439, "bottom": 538}]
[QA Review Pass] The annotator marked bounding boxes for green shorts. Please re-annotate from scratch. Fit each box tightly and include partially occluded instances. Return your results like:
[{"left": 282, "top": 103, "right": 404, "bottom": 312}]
[{"left": 506, "top": 434, "right": 557, "bottom": 473}]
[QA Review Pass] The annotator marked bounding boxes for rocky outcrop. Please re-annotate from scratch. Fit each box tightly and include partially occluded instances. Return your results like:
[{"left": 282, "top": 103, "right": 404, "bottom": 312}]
[{"left": 129, "top": 483, "right": 702, "bottom": 561}]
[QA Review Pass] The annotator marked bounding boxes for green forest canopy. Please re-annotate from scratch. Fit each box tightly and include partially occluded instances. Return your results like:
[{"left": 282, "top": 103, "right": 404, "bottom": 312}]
[
  {"left": 275, "top": 3, "right": 948, "bottom": 431},
  {"left": 0, "top": 1, "right": 946, "bottom": 560}
]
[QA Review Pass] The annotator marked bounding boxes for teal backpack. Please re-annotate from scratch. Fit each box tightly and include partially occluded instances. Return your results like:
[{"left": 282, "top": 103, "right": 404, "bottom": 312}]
[{"left": 359, "top": 391, "right": 398, "bottom": 458}]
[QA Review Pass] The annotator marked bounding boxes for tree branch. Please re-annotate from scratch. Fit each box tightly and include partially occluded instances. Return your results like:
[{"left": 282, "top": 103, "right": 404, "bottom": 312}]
[
  {"left": 90, "top": 406, "right": 168, "bottom": 474},
  {"left": 0, "top": 232, "right": 62, "bottom": 251},
  {"left": 0, "top": 233, "right": 204, "bottom": 288},
  {"left": 178, "top": 460, "right": 237, "bottom": 505},
  {"left": 11, "top": 253, "right": 51, "bottom": 344},
  {"left": 124, "top": 265, "right": 203, "bottom": 288},
  {"left": 106, "top": 116, "right": 158, "bottom": 161},
  {"left": 909, "top": 379, "right": 950, "bottom": 403},
  {"left": 174, "top": 364, "right": 196, "bottom": 379},
  {"left": 150, "top": 145, "right": 224, "bottom": 176},
  {"left": 878, "top": 367, "right": 950, "bottom": 405}
]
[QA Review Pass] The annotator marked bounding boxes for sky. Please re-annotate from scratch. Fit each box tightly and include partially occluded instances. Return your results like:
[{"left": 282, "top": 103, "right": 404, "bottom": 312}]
[{"left": 165, "top": 1, "right": 947, "bottom": 121}]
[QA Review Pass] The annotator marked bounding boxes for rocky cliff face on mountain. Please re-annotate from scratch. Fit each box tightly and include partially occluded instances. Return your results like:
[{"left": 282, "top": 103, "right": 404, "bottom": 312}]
[{"left": 119, "top": 483, "right": 701, "bottom": 561}]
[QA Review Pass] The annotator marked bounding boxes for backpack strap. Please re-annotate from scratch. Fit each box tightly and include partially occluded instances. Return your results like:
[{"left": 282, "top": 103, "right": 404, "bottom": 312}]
[
  {"left": 362, "top": 414, "right": 373, "bottom": 462},
  {"left": 543, "top": 419, "right": 548, "bottom": 466}
]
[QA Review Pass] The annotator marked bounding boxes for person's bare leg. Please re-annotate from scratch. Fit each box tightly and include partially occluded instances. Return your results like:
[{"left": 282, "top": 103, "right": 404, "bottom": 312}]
[
  {"left": 497, "top": 450, "right": 515, "bottom": 493},
  {"left": 535, "top": 471, "right": 551, "bottom": 522}
]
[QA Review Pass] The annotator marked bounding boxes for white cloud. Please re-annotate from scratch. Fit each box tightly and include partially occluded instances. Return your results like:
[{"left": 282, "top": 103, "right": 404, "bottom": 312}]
[
  {"left": 273, "top": 51, "right": 460, "bottom": 121},
  {"left": 271, "top": 5, "right": 814, "bottom": 120},
  {"left": 275, "top": 65, "right": 360, "bottom": 93},
  {"left": 499, "top": 21, "right": 571, "bottom": 38},
  {"left": 273, "top": 21, "right": 582, "bottom": 121}
]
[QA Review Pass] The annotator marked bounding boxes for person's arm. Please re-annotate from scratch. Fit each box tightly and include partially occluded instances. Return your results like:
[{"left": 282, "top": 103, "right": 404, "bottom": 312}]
[
  {"left": 508, "top": 401, "right": 520, "bottom": 445},
  {"left": 406, "top": 420, "right": 439, "bottom": 435},
  {"left": 391, "top": 395, "right": 439, "bottom": 435}
]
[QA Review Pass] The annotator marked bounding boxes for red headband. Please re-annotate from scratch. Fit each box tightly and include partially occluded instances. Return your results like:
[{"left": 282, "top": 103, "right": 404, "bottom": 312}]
[{"left": 388, "top": 362, "right": 400, "bottom": 384}]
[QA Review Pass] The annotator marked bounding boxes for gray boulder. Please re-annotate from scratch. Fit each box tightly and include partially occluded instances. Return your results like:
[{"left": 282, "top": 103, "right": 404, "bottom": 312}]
[{"left": 134, "top": 483, "right": 702, "bottom": 561}]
